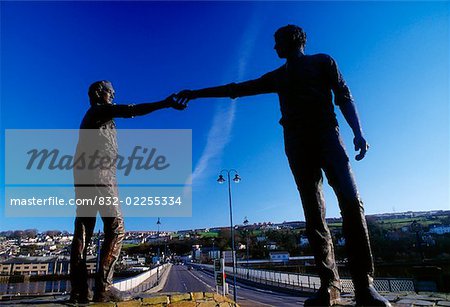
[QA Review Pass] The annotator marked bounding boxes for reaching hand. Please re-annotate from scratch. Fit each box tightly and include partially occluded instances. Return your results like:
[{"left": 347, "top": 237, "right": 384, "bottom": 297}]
[
  {"left": 354, "top": 135, "right": 369, "bottom": 161},
  {"left": 165, "top": 94, "right": 187, "bottom": 110},
  {"left": 176, "top": 90, "right": 196, "bottom": 105}
]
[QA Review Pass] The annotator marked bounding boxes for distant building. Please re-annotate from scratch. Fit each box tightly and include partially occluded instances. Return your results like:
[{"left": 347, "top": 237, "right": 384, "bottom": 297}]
[
  {"left": 299, "top": 236, "right": 309, "bottom": 247},
  {"left": 269, "top": 251, "right": 289, "bottom": 262},
  {"left": 208, "top": 250, "right": 220, "bottom": 260},
  {"left": 288, "top": 255, "right": 315, "bottom": 265},
  {"left": 0, "top": 256, "right": 96, "bottom": 276},
  {"left": 266, "top": 242, "right": 278, "bottom": 250},
  {"left": 191, "top": 245, "right": 202, "bottom": 261},
  {"left": 152, "top": 255, "right": 161, "bottom": 264},
  {"left": 336, "top": 237, "right": 346, "bottom": 247},
  {"left": 256, "top": 236, "right": 267, "bottom": 242},
  {"left": 193, "top": 249, "right": 201, "bottom": 261},
  {"left": 145, "top": 236, "right": 166, "bottom": 243},
  {"left": 173, "top": 255, "right": 192, "bottom": 263},
  {"left": 194, "top": 246, "right": 220, "bottom": 262},
  {"left": 429, "top": 225, "right": 450, "bottom": 235},
  {"left": 222, "top": 251, "right": 234, "bottom": 264},
  {"left": 422, "top": 235, "right": 436, "bottom": 246},
  {"left": 121, "top": 255, "right": 146, "bottom": 266},
  {"left": 123, "top": 238, "right": 144, "bottom": 245}
]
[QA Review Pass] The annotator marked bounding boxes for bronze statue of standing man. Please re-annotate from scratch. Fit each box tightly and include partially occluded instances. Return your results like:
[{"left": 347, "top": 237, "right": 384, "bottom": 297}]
[
  {"left": 177, "top": 25, "right": 390, "bottom": 306},
  {"left": 70, "top": 81, "right": 186, "bottom": 303}
]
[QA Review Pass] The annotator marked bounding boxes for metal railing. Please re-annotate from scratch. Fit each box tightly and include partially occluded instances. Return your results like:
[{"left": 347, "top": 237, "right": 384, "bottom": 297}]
[
  {"left": 113, "top": 263, "right": 170, "bottom": 292},
  {"left": 194, "top": 263, "right": 415, "bottom": 293},
  {"left": 0, "top": 264, "right": 171, "bottom": 300}
]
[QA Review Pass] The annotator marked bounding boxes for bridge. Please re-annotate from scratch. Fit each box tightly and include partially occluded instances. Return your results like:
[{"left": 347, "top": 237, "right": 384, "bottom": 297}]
[{"left": 1, "top": 263, "right": 449, "bottom": 306}]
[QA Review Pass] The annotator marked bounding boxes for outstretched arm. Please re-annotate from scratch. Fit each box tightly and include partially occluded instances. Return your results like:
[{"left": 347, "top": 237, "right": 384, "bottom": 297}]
[
  {"left": 182, "top": 84, "right": 235, "bottom": 99},
  {"left": 177, "top": 72, "right": 277, "bottom": 104},
  {"left": 132, "top": 94, "right": 187, "bottom": 116},
  {"left": 93, "top": 94, "right": 187, "bottom": 118}
]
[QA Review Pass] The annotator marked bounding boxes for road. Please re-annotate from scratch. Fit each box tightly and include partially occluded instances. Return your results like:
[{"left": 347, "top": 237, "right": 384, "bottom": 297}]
[
  {"left": 161, "top": 265, "right": 307, "bottom": 306},
  {"left": 161, "top": 265, "right": 214, "bottom": 293}
]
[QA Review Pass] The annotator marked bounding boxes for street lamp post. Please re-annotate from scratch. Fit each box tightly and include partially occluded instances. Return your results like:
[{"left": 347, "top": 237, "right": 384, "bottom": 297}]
[
  {"left": 217, "top": 169, "right": 241, "bottom": 303},
  {"left": 157, "top": 217, "right": 161, "bottom": 283},
  {"left": 410, "top": 220, "right": 424, "bottom": 261},
  {"left": 157, "top": 217, "right": 161, "bottom": 260},
  {"left": 96, "top": 230, "right": 101, "bottom": 274},
  {"left": 243, "top": 217, "right": 250, "bottom": 279}
]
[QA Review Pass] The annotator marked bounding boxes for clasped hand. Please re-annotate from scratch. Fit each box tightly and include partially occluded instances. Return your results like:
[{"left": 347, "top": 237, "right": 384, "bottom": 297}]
[
  {"left": 164, "top": 90, "right": 196, "bottom": 110},
  {"left": 165, "top": 94, "right": 188, "bottom": 110}
]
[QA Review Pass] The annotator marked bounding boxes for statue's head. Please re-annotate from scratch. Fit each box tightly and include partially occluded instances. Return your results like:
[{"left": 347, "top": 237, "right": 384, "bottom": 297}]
[
  {"left": 88, "top": 80, "right": 115, "bottom": 106},
  {"left": 274, "top": 25, "right": 307, "bottom": 58}
]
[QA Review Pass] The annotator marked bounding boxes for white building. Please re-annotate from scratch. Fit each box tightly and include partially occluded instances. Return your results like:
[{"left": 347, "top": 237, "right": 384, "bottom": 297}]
[
  {"left": 269, "top": 251, "right": 289, "bottom": 262},
  {"left": 222, "top": 250, "right": 234, "bottom": 264},
  {"left": 429, "top": 225, "right": 450, "bottom": 235},
  {"left": 299, "top": 236, "right": 309, "bottom": 247}
]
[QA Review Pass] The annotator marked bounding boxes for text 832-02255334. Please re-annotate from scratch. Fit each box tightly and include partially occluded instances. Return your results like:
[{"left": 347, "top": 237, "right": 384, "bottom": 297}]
[{"left": 94, "top": 196, "right": 183, "bottom": 206}]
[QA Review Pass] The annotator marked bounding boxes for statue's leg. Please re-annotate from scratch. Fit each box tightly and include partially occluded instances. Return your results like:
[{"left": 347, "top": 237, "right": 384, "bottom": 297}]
[
  {"left": 321, "top": 128, "right": 374, "bottom": 287},
  {"left": 70, "top": 216, "right": 96, "bottom": 301},
  {"left": 322, "top": 128, "right": 391, "bottom": 306},
  {"left": 284, "top": 131, "right": 340, "bottom": 290},
  {"left": 95, "top": 202, "right": 124, "bottom": 299}
]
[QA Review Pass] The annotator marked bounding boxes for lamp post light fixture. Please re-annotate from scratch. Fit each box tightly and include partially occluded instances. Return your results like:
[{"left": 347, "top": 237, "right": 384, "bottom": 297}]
[{"left": 217, "top": 169, "right": 240, "bottom": 303}]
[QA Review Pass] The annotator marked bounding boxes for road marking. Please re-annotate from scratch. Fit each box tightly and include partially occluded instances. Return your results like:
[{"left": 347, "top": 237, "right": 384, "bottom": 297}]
[
  {"left": 186, "top": 268, "right": 216, "bottom": 291},
  {"left": 253, "top": 288, "right": 273, "bottom": 294},
  {"left": 236, "top": 297, "right": 274, "bottom": 307},
  {"left": 190, "top": 267, "right": 302, "bottom": 306},
  {"left": 182, "top": 282, "right": 188, "bottom": 291}
]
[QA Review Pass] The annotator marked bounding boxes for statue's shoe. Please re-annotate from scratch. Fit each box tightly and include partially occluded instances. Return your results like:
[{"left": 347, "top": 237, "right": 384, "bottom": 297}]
[
  {"left": 304, "top": 285, "right": 341, "bottom": 306},
  {"left": 355, "top": 285, "right": 392, "bottom": 306},
  {"left": 93, "top": 288, "right": 123, "bottom": 303}
]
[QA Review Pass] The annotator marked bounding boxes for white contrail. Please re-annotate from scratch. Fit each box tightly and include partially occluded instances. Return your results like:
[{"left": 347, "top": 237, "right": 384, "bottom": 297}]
[{"left": 191, "top": 14, "right": 261, "bottom": 185}]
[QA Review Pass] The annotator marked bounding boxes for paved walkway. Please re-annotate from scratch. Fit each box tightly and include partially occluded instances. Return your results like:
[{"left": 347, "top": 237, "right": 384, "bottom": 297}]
[
  {"left": 335, "top": 292, "right": 450, "bottom": 307},
  {"left": 1, "top": 291, "right": 449, "bottom": 306}
]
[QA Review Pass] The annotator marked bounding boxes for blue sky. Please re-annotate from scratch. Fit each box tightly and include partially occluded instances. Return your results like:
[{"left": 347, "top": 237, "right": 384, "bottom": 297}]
[{"left": 1, "top": 1, "right": 449, "bottom": 232}]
